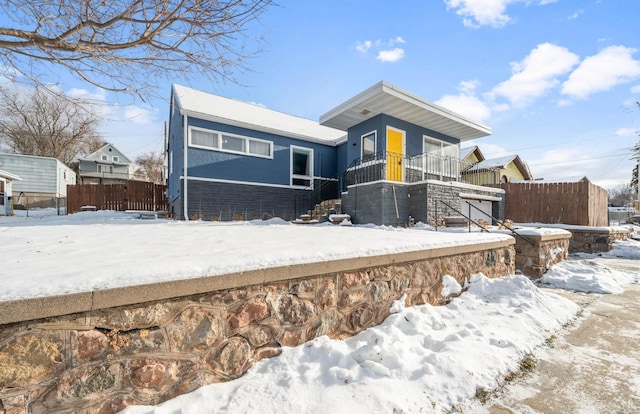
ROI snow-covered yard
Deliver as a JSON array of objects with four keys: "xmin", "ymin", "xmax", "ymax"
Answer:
[{"xmin": 1, "ymin": 210, "xmax": 639, "ymax": 413}]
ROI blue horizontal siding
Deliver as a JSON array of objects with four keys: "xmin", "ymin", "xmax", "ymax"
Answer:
[
  {"xmin": 339, "ymin": 114, "xmax": 461, "ymax": 172},
  {"xmin": 185, "ymin": 118, "xmax": 338, "ymax": 185}
]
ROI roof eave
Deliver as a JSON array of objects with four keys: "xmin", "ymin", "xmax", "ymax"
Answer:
[
  {"xmin": 0, "ymin": 170, "xmax": 21, "ymax": 181},
  {"xmin": 180, "ymin": 108, "xmax": 346, "ymax": 146},
  {"xmin": 320, "ymin": 81, "xmax": 491, "ymax": 141}
]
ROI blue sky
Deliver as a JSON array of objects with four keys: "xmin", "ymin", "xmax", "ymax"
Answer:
[{"xmin": 9, "ymin": 0, "xmax": 640, "ymax": 189}]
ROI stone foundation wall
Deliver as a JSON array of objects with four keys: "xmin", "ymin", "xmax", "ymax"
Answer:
[
  {"xmin": 0, "ymin": 244, "xmax": 514, "ymax": 414},
  {"xmin": 342, "ymin": 180, "xmax": 505, "ymax": 226},
  {"xmin": 513, "ymin": 232, "xmax": 571, "ymax": 278},
  {"xmin": 568, "ymin": 228, "xmax": 632, "ymax": 253}
]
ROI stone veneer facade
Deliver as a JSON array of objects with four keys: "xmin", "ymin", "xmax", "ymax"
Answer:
[
  {"xmin": 0, "ymin": 241, "xmax": 514, "ymax": 414},
  {"xmin": 566, "ymin": 227, "xmax": 632, "ymax": 253},
  {"xmin": 509, "ymin": 231, "xmax": 572, "ymax": 278},
  {"xmin": 341, "ymin": 180, "xmax": 504, "ymax": 226}
]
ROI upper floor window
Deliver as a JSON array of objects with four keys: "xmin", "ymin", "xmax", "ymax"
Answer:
[
  {"xmin": 189, "ymin": 127, "xmax": 273, "ymax": 159},
  {"xmin": 423, "ymin": 136, "xmax": 458, "ymax": 158},
  {"xmin": 113, "ymin": 156, "xmax": 119, "ymax": 162},
  {"xmin": 101, "ymin": 154, "xmax": 108, "ymax": 161},
  {"xmin": 361, "ymin": 131, "xmax": 376, "ymax": 161}
]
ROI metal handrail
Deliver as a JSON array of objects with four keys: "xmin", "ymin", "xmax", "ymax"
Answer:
[
  {"xmin": 435, "ymin": 199, "xmax": 490, "ymax": 233},
  {"xmin": 435, "ymin": 199, "xmax": 536, "ymax": 246},
  {"xmin": 461, "ymin": 200, "xmax": 536, "ymax": 246}
]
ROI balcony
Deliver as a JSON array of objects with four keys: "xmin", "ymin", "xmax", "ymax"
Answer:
[{"xmin": 343, "ymin": 151, "xmax": 484, "ymax": 189}]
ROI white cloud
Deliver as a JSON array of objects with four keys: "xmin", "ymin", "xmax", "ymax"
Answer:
[
  {"xmin": 567, "ymin": 9, "xmax": 583, "ymax": 20},
  {"xmin": 445, "ymin": 0, "xmax": 512, "ymax": 28},
  {"xmin": 486, "ymin": 43, "xmax": 579, "ymax": 108},
  {"xmin": 376, "ymin": 48, "xmax": 405, "ymax": 63},
  {"xmin": 444, "ymin": 0, "xmax": 557, "ymax": 28},
  {"xmin": 616, "ymin": 128, "xmax": 637, "ymax": 136},
  {"xmin": 562, "ymin": 46, "xmax": 640, "ymax": 99},
  {"xmin": 356, "ymin": 37, "xmax": 406, "ymax": 62},
  {"xmin": 123, "ymin": 105, "xmax": 157, "ymax": 125},
  {"xmin": 436, "ymin": 80, "xmax": 491, "ymax": 123},
  {"xmin": 356, "ymin": 40, "xmax": 372, "ymax": 53}
]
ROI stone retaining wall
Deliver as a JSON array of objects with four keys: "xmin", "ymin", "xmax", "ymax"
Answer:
[
  {"xmin": 567, "ymin": 227, "xmax": 632, "ymax": 253},
  {"xmin": 0, "ymin": 241, "xmax": 514, "ymax": 414},
  {"xmin": 510, "ymin": 231, "xmax": 572, "ymax": 278}
]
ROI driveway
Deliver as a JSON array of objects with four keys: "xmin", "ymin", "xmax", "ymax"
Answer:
[{"xmin": 487, "ymin": 256, "xmax": 640, "ymax": 414}]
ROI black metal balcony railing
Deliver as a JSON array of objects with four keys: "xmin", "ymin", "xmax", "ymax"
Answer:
[
  {"xmin": 343, "ymin": 151, "xmax": 482, "ymax": 190},
  {"xmin": 342, "ymin": 150, "xmax": 506, "ymax": 190}
]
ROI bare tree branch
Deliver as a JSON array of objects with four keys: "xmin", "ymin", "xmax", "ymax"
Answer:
[
  {"xmin": 135, "ymin": 150, "xmax": 164, "ymax": 183},
  {"xmin": 0, "ymin": 86, "xmax": 106, "ymax": 165},
  {"xmin": 0, "ymin": 0, "xmax": 274, "ymax": 98}
]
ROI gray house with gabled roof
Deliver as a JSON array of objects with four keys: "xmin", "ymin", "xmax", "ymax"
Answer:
[
  {"xmin": 167, "ymin": 81, "xmax": 505, "ymax": 225},
  {"xmin": 78, "ymin": 144, "xmax": 135, "ymax": 184}
]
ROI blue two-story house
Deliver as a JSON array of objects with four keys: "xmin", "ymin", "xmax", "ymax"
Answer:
[{"xmin": 167, "ymin": 81, "xmax": 505, "ymax": 224}]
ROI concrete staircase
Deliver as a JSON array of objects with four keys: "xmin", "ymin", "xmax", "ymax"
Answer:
[
  {"xmin": 310, "ymin": 198, "xmax": 342, "ymax": 219},
  {"xmin": 293, "ymin": 199, "xmax": 343, "ymax": 224}
]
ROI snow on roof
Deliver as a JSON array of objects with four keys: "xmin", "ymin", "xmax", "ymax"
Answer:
[
  {"xmin": 459, "ymin": 145, "xmax": 485, "ymax": 162},
  {"xmin": 466, "ymin": 155, "xmax": 517, "ymax": 170},
  {"xmin": 172, "ymin": 84, "xmax": 347, "ymax": 145}
]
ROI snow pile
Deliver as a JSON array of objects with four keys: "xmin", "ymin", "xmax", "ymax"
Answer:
[
  {"xmin": 540, "ymin": 238, "xmax": 640, "ymax": 293},
  {"xmin": 539, "ymin": 259, "xmax": 638, "ymax": 294},
  {"xmin": 121, "ymin": 274, "xmax": 578, "ymax": 414}
]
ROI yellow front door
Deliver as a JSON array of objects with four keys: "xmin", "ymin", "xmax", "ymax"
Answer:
[{"xmin": 386, "ymin": 127, "xmax": 404, "ymax": 181}]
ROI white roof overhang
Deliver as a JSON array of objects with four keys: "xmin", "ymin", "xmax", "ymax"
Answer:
[
  {"xmin": 0, "ymin": 169, "xmax": 21, "ymax": 181},
  {"xmin": 319, "ymin": 81, "xmax": 491, "ymax": 141},
  {"xmin": 173, "ymin": 84, "xmax": 347, "ymax": 146}
]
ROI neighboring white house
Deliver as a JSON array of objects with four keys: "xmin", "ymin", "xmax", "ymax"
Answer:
[
  {"xmin": 0, "ymin": 153, "xmax": 76, "ymax": 198},
  {"xmin": 0, "ymin": 169, "xmax": 21, "ymax": 215},
  {"xmin": 78, "ymin": 144, "xmax": 135, "ymax": 184}
]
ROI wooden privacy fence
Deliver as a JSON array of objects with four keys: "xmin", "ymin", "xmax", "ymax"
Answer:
[
  {"xmin": 498, "ymin": 181, "xmax": 608, "ymax": 227},
  {"xmin": 67, "ymin": 181, "xmax": 167, "ymax": 214}
]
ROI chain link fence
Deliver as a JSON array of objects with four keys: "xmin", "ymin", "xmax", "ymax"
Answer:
[{"xmin": 11, "ymin": 194, "xmax": 67, "ymax": 216}]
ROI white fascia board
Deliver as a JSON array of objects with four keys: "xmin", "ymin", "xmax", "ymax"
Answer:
[
  {"xmin": 180, "ymin": 108, "xmax": 346, "ymax": 146},
  {"xmin": 319, "ymin": 81, "xmax": 387, "ymax": 125},
  {"xmin": 383, "ymin": 83, "xmax": 491, "ymax": 136},
  {"xmin": 0, "ymin": 169, "xmax": 21, "ymax": 181},
  {"xmin": 459, "ymin": 192, "xmax": 502, "ymax": 202}
]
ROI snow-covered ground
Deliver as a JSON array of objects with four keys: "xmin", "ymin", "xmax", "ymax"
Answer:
[
  {"xmin": 0, "ymin": 209, "xmax": 512, "ymax": 302},
  {"xmin": 1, "ymin": 209, "xmax": 639, "ymax": 413}
]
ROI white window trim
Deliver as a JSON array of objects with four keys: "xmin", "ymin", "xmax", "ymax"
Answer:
[
  {"xmin": 290, "ymin": 145, "xmax": 314, "ymax": 189},
  {"xmin": 423, "ymin": 135, "xmax": 459, "ymax": 158},
  {"xmin": 188, "ymin": 126, "xmax": 273, "ymax": 159},
  {"xmin": 113, "ymin": 156, "xmax": 119, "ymax": 162},
  {"xmin": 423, "ymin": 135, "xmax": 460, "ymax": 179},
  {"xmin": 361, "ymin": 130, "xmax": 377, "ymax": 160},
  {"xmin": 101, "ymin": 154, "xmax": 108, "ymax": 161}
]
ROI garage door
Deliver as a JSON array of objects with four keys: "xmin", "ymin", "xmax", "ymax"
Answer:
[{"xmin": 460, "ymin": 198, "xmax": 493, "ymax": 222}]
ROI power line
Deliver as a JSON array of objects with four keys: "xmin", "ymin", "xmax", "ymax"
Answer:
[
  {"xmin": 528, "ymin": 151, "xmax": 634, "ymax": 167},
  {"xmin": 480, "ymin": 132, "xmax": 640, "ymax": 158}
]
